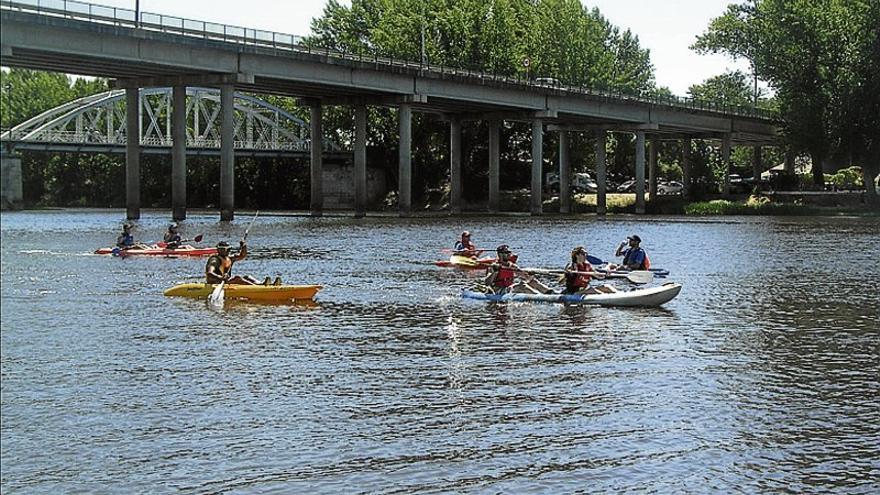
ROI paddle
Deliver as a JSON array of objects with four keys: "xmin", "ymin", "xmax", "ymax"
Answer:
[
  {"xmin": 441, "ymin": 248, "xmax": 488, "ymax": 255},
  {"xmin": 521, "ymin": 267, "xmax": 653, "ymax": 285},
  {"xmin": 157, "ymin": 234, "xmax": 203, "ymax": 248}
]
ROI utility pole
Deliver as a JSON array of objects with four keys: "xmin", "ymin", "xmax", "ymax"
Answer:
[{"xmin": 135, "ymin": 0, "xmax": 140, "ymax": 27}]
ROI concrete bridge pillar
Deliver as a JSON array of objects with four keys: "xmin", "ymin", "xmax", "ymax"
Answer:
[
  {"xmin": 488, "ymin": 120, "xmax": 501, "ymax": 213},
  {"xmin": 682, "ymin": 138, "xmax": 692, "ymax": 200},
  {"xmin": 752, "ymin": 145, "xmax": 763, "ymax": 182},
  {"xmin": 0, "ymin": 150, "xmax": 24, "ymax": 210},
  {"xmin": 354, "ymin": 105, "xmax": 367, "ymax": 218},
  {"xmin": 531, "ymin": 120, "xmax": 544, "ymax": 215},
  {"xmin": 558, "ymin": 130, "xmax": 571, "ymax": 214},
  {"xmin": 219, "ymin": 83, "xmax": 235, "ymax": 221},
  {"xmin": 784, "ymin": 150, "xmax": 795, "ymax": 174},
  {"xmin": 635, "ymin": 131, "xmax": 646, "ymax": 214},
  {"xmin": 449, "ymin": 116, "xmax": 462, "ymax": 214},
  {"xmin": 595, "ymin": 130, "xmax": 607, "ymax": 216},
  {"xmin": 398, "ymin": 103, "xmax": 412, "ymax": 216},
  {"xmin": 721, "ymin": 134, "xmax": 732, "ymax": 196},
  {"xmin": 125, "ymin": 87, "xmax": 141, "ymax": 220},
  {"xmin": 171, "ymin": 85, "xmax": 187, "ymax": 221},
  {"xmin": 310, "ymin": 102, "xmax": 324, "ymax": 217},
  {"xmin": 648, "ymin": 137, "xmax": 658, "ymax": 201}
]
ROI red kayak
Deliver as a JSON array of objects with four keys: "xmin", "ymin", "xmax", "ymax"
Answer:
[{"xmin": 95, "ymin": 244, "xmax": 218, "ymax": 257}]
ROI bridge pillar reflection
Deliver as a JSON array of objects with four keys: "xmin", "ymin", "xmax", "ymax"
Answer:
[
  {"xmin": 648, "ymin": 137, "xmax": 658, "ymax": 201},
  {"xmin": 595, "ymin": 130, "xmax": 607, "ymax": 216},
  {"xmin": 449, "ymin": 116, "xmax": 462, "ymax": 214},
  {"xmin": 310, "ymin": 102, "xmax": 323, "ymax": 217},
  {"xmin": 531, "ymin": 120, "xmax": 544, "ymax": 215},
  {"xmin": 558, "ymin": 130, "xmax": 571, "ymax": 214},
  {"xmin": 354, "ymin": 105, "xmax": 367, "ymax": 218},
  {"xmin": 125, "ymin": 87, "xmax": 140, "ymax": 220},
  {"xmin": 488, "ymin": 120, "xmax": 501, "ymax": 213},
  {"xmin": 219, "ymin": 83, "xmax": 235, "ymax": 221},
  {"xmin": 635, "ymin": 130, "xmax": 646, "ymax": 214},
  {"xmin": 398, "ymin": 104, "xmax": 412, "ymax": 216},
  {"xmin": 171, "ymin": 85, "xmax": 187, "ymax": 221}
]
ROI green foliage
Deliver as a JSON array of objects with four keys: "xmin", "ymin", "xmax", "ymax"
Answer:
[
  {"xmin": 684, "ymin": 198, "xmax": 812, "ymax": 215},
  {"xmin": 824, "ymin": 166, "xmax": 864, "ymax": 190},
  {"xmin": 687, "ymin": 71, "xmax": 755, "ymax": 108},
  {"xmin": 1, "ymin": 68, "xmax": 107, "ymax": 129}
]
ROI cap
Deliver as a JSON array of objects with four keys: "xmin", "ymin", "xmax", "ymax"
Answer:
[
  {"xmin": 627, "ymin": 235, "xmax": 642, "ymax": 243},
  {"xmin": 123, "ymin": 223, "xmax": 133, "ymax": 230},
  {"xmin": 462, "ymin": 230, "xmax": 471, "ymax": 237},
  {"xmin": 496, "ymin": 244, "xmax": 511, "ymax": 253},
  {"xmin": 169, "ymin": 223, "xmax": 179, "ymax": 230},
  {"xmin": 216, "ymin": 241, "xmax": 231, "ymax": 249}
]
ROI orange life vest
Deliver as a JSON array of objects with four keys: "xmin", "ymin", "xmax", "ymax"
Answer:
[
  {"xmin": 573, "ymin": 261, "xmax": 592, "ymax": 288},
  {"xmin": 494, "ymin": 263, "xmax": 515, "ymax": 288}
]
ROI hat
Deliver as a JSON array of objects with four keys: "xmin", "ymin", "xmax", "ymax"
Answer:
[
  {"xmin": 461, "ymin": 231, "xmax": 471, "ymax": 237},
  {"xmin": 496, "ymin": 244, "xmax": 511, "ymax": 253},
  {"xmin": 216, "ymin": 241, "xmax": 231, "ymax": 249},
  {"xmin": 627, "ymin": 235, "xmax": 642, "ymax": 243},
  {"xmin": 123, "ymin": 223, "xmax": 132, "ymax": 230},
  {"xmin": 169, "ymin": 223, "xmax": 179, "ymax": 230}
]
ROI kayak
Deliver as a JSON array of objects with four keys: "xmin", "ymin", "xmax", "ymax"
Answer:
[
  {"xmin": 434, "ymin": 255, "xmax": 495, "ymax": 269},
  {"xmin": 461, "ymin": 282, "xmax": 681, "ymax": 307},
  {"xmin": 164, "ymin": 283, "xmax": 321, "ymax": 302},
  {"xmin": 95, "ymin": 245, "xmax": 217, "ymax": 257}
]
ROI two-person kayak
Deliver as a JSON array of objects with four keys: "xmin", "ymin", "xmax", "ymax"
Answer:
[
  {"xmin": 461, "ymin": 282, "xmax": 682, "ymax": 307},
  {"xmin": 164, "ymin": 283, "xmax": 321, "ymax": 302},
  {"xmin": 95, "ymin": 245, "xmax": 217, "ymax": 257}
]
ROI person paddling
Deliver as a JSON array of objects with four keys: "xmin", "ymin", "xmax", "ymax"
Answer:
[
  {"xmin": 613, "ymin": 234, "xmax": 650, "ymax": 271},
  {"xmin": 453, "ymin": 231, "xmax": 477, "ymax": 257},
  {"xmin": 484, "ymin": 245, "xmax": 551, "ymax": 295},
  {"xmin": 115, "ymin": 223, "xmax": 148, "ymax": 250},
  {"xmin": 163, "ymin": 223, "xmax": 182, "ymax": 249},
  {"xmin": 562, "ymin": 246, "xmax": 615, "ymax": 295},
  {"xmin": 205, "ymin": 240, "xmax": 276, "ymax": 286}
]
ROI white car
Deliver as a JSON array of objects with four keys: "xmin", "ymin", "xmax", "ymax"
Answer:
[
  {"xmin": 545, "ymin": 172, "xmax": 598, "ymax": 193},
  {"xmin": 657, "ymin": 181, "xmax": 684, "ymax": 194}
]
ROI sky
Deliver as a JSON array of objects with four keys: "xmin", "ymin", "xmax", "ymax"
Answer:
[{"xmin": 92, "ymin": 0, "xmax": 749, "ymax": 96}]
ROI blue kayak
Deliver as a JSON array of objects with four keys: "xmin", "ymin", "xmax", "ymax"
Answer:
[
  {"xmin": 594, "ymin": 264, "xmax": 670, "ymax": 277},
  {"xmin": 462, "ymin": 283, "xmax": 682, "ymax": 307}
]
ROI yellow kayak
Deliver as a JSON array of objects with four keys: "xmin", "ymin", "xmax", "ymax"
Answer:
[{"xmin": 164, "ymin": 283, "xmax": 321, "ymax": 302}]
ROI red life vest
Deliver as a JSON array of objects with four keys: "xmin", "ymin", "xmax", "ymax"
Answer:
[
  {"xmin": 573, "ymin": 261, "xmax": 592, "ymax": 288},
  {"xmin": 494, "ymin": 263, "xmax": 515, "ymax": 288}
]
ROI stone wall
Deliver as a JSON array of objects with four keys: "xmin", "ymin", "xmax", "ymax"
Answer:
[
  {"xmin": 322, "ymin": 163, "xmax": 387, "ymax": 210},
  {"xmin": 1, "ymin": 152, "xmax": 24, "ymax": 210}
]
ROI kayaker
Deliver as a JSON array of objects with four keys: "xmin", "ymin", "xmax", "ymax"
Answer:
[
  {"xmin": 484, "ymin": 245, "xmax": 551, "ymax": 295},
  {"xmin": 163, "ymin": 223, "xmax": 182, "ymax": 249},
  {"xmin": 562, "ymin": 246, "xmax": 615, "ymax": 295},
  {"xmin": 614, "ymin": 234, "xmax": 650, "ymax": 271},
  {"xmin": 453, "ymin": 231, "xmax": 477, "ymax": 257},
  {"xmin": 116, "ymin": 223, "xmax": 135, "ymax": 249},
  {"xmin": 205, "ymin": 240, "xmax": 277, "ymax": 285}
]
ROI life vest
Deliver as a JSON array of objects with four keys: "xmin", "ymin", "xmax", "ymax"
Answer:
[
  {"xmin": 206, "ymin": 255, "xmax": 233, "ymax": 282},
  {"xmin": 572, "ymin": 261, "xmax": 592, "ymax": 288},
  {"xmin": 623, "ymin": 247, "xmax": 649, "ymax": 270},
  {"xmin": 493, "ymin": 263, "xmax": 515, "ymax": 288},
  {"xmin": 118, "ymin": 233, "xmax": 134, "ymax": 247}
]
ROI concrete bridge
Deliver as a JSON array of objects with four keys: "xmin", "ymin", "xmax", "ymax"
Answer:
[{"xmin": 0, "ymin": 0, "xmax": 779, "ymax": 219}]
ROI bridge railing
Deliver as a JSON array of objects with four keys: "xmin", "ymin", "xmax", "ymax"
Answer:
[{"xmin": 1, "ymin": 0, "xmax": 776, "ymax": 120}]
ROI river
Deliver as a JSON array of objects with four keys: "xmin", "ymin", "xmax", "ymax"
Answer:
[{"xmin": 1, "ymin": 210, "xmax": 878, "ymax": 493}]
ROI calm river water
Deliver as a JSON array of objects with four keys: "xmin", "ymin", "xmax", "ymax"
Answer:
[{"xmin": 1, "ymin": 210, "xmax": 878, "ymax": 494}]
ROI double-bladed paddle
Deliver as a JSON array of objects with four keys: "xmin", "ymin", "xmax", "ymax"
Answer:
[{"xmin": 521, "ymin": 267, "xmax": 654, "ymax": 285}]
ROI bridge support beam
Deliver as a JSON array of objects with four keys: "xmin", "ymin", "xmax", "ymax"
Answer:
[
  {"xmin": 125, "ymin": 87, "xmax": 140, "ymax": 220},
  {"xmin": 559, "ymin": 130, "xmax": 571, "ymax": 214},
  {"xmin": 310, "ymin": 102, "xmax": 323, "ymax": 217},
  {"xmin": 531, "ymin": 120, "xmax": 543, "ymax": 215},
  {"xmin": 398, "ymin": 104, "xmax": 412, "ymax": 216},
  {"xmin": 449, "ymin": 116, "xmax": 462, "ymax": 214},
  {"xmin": 635, "ymin": 131, "xmax": 646, "ymax": 214},
  {"xmin": 220, "ymin": 83, "xmax": 235, "ymax": 220},
  {"xmin": 595, "ymin": 130, "xmax": 607, "ymax": 216},
  {"xmin": 488, "ymin": 120, "xmax": 500, "ymax": 213},
  {"xmin": 354, "ymin": 105, "xmax": 367, "ymax": 218},
  {"xmin": 721, "ymin": 133, "xmax": 732, "ymax": 197},
  {"xmin": 171, "ymin": 85, "xmax": 186, "ymax": 221},
  {"xmin": 0, "ymin": 151, "xmax": 24, "ymax": 210},
  {"xmin": 682, "ymin": 138, "xmax": 693, "ymax": 201},
  {"xmin": 648, "ymin": 137, "xmax": 658, "ymax": 201},
  {"xmin": 752, "ymin": 145, "xmax": 763, "ymax": 182}
]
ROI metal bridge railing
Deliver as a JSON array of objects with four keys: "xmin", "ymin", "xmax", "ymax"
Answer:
[{"xmin": 0, "ymin": 0, "xmax": 777, "ymax": 120}]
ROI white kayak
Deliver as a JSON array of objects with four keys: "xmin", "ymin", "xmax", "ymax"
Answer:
[{"xmin": 461, "ymin": 282, "xmax": 682, "ymax": 307}]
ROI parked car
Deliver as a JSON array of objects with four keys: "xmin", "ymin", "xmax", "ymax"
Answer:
[
  {"xmin": 535, "ymin": 77, "xmax": 560, "ymax": 87},
  {"xmin": 728, "ymin": 174, "xmax": 750, "ymax": 194},
  {"xmin": 657, "ymin": 180, "xmax": 684, "ymax": 195},
  {"xmin": 616, "ymin": 179, "xmax": 637, "ymax": 192},
  {"xmin": 545, "ymin": 172, "xmax": 598, "ymax": 193}
]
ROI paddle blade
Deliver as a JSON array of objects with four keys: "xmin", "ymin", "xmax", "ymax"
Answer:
[
  {"xmin": 587, "ymin": 255, "xmax": 604, "ymax": 265},
  {"xmin": 193, "ymin": 234, "xmax": 203, "ymax": 243},
  {"xmin": 208, "ymin": 282, "xmax": 225, "ymax": 307},
  {"xmin": 625, "ymin": 271, "xmax": 654, "ymax": 285},
  {"xmin": 156, "ymin": 241, "xmax": 167, "ymax": 248}
]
